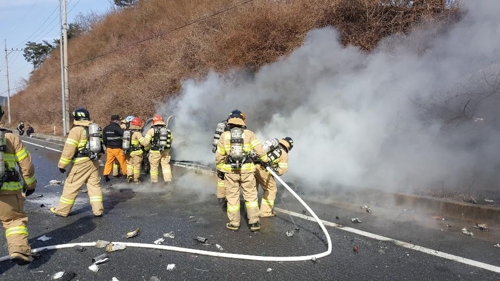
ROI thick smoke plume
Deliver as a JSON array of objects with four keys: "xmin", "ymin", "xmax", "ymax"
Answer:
[{"xmin": 158, "ymin": 0, "xmax": 500, "ymax": 195}]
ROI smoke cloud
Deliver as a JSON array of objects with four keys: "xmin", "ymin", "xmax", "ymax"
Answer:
[{"xmin": 157, "ymin": 0, "xmax": 500, "ymax": 195}]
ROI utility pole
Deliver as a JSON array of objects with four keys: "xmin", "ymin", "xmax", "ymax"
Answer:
[
  {"xmin": 60, "ymin": 0, "xmax": 70, "ymax": 135},
  {"xmin": 4, "ymin": 41, "xmax": 25, "ymax": 126}
]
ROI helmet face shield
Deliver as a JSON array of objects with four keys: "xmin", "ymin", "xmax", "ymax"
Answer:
[{"xmin": 72, "ymin": 108, "xmax": 90, "ymax": 121}]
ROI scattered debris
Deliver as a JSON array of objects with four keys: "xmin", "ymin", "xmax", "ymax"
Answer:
[
  {"xmin": 494, "ymin": 244, "xmax": 500, "ymax": 248},
  {"xmin": 335, "ymin": 216, "xmax": 339, "ymax": 220},
  {"xmin": 106, "ymin": 243, "xmax": 127, "ymax": 252},
  {"xmin": 474, "ymin": 223, "xmax": 489, "ymax": 231},
  {"xmin": 311, "ymin": 257, "xmax": 317, "ymax": 262},
  {"xmin": 351, "ymin": 218, "xmax": 362, "ymax": 223},
  {"xmin": 126, "ymin": 228, "xmax": 141, "ymax": 238},
  {"xmin": 163, "ymin": 231, "xmax": 175, "ymax": 239},
  {"xmin": 88, "ymin": 264, "xmax": 99, "ymax": 273},
  {"xmin": 95, "ymin": 240, "xmax": 110, "ymax": 248},
  {"xmin": 40, "ymin": 204, "xmax": 45, "ymax": 207},
  {"xmin": 353, "ymin": 245, "xmax": 359, "ymax": 252},
  {"xmin": 112, "ymin": 278, "xmax": 119, "ymax": 281},
  {"xmin": 195, "ymin": 236, "xmax": 208, "ymax": 243},
  {"xmin": 33, "ymin": 194, "xmax": 44, "ymax": 198},
  {"xmin": 92, "ymin": 254, "xmax": 109, "ymax": 264},
  {"xmin": 74, "ymin": 246, "xmax": 86, "ymax": 252},
  {"xmin": 474, "ymin": 117, "xmax": 484, "ymax": 122},
  {"xmin": 52, "ymin": 271, "xmax": 76, "ymax": 280},
  {"xmin": 37, "ymin": 235, "xmax": 52, "ymax": 242},
  {"xmin": 446, "ymin": 224, "xmax": 452, "ymax": 228},
  {"xmin": 266, "ymin": 268, "xmax": 273, "ymax": 273},
  {"xmin": 154, "ymin": 238, "xmax": 165, "ymax": 245},
  {"xmin": 485, "ymin": 199, "xmax": 494, "ymax": 203},
  {"xmin": 468, "ymin": 198, "xmax": 477, "ymax": 204},
  {"xmin": 462, "ymin": 228, "xmax": 474, "ymax": 236},
  {"xmin": 49, "ymin": 180, "xmax": 62, "ymax": 186},
  {"xmin": 216, "ymin": 244, "xmax": 223, "ymax": 251},
  {"xmin": 286, "ymin": 230, "xmax": 294, "ymax": 237},
  {"xmin": 360, "ymin": 205, "xmax": 372, "ymax": 213},
  {"xmin": 167, "ymin": 264, "xmax": 176, "ymax": 271},
  {"xmin": 189, "ymin": 216, "xmax": 195, "ymax": 219}
]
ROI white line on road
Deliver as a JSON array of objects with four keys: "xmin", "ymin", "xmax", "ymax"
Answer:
[
  {"xmin": 23, "ymin": 140, "xmax": 63, "ymax": 153},
  {"xmin": 274, "ymin": 207, "xmax": 500, "ymax": 274}
]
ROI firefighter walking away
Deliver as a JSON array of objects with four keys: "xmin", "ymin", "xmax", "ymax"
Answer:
[
  {"xmin": 144, "ymin": 114, "xmax": 173, "ymax": 184},
  {"xmin": 123, "ymin": 117, "xmax": 148, "ymax": 183},
  {"xmin": 215, "ymin": 111, "xmax": 268, "ymax": 232},
  {"xmin": 0, "ymin": 106, "xmax": 37, "ymax": 265}
]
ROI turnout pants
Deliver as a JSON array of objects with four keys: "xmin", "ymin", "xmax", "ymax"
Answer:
[
  {"xmin": 126, "ymin": 152, "xmax": 143, "ymax": 182},
  {"xmin": 149, "ymin": 150, "xmax": 172, "ymax": 183},
  {"xmin": 0, "ymin": 192, "xmax": 31, "ymax": 257},
  {"xmin": 216, "ymin": 177, "xmax": 225, "ymax": 199},
  {"xmin": 255, "ymin": 165, "xmax": 277, "ymax": 217},
  {"xmin": 225, "ymin": 172, "xmax": 259, "ymax": 227},
  {"xmin": 112, "ymin": 160, "xmax": 121, "ymax": 176},
  {"xmin": 104, "ymin": 147, "xmax": 127, "ymax": 176},
  {"xmin": 53, "ymin": 160, "xmax": 104, "ymax": 216}
]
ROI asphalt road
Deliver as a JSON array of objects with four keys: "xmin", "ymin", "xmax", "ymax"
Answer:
[{"xmin": 0, "ymin": 136, "xmax": 498, "ymax": 280}]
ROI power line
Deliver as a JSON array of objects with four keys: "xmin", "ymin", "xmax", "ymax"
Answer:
[
  {"xmin": 6, "ymin": 0, "xmax": 42, "ymax": 39},
  {"xmin": 15, "ymin": 4, "xmax": 60, "ymax": 48}
]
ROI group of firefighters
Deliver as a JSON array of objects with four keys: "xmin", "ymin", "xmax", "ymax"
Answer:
[{"xmin": 0, "ymin": 106, "xmax": 293, "ymax": 266}]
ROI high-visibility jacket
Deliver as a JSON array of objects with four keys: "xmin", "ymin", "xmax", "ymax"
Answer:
[
  {"xmin": 129, "ymin": 131, "xmax": 148, "ymax": 156},
  {"xmin": 267, "ymin": 148, "xmax": 289, "ymax": 176},
  {"xmin": 0, "ymin": 130, "xmax": 36, "ymax": 194},
  {"xmin": 215, "ymin": 128, "xmax": 268, "ymax": 173},
  {"xmin": 58, "ymin": 120, "xmax": 95, "ymax": 168},
  {"xmin": 143, "ymin": 126, "xmax": 173, "ymax": 151}
]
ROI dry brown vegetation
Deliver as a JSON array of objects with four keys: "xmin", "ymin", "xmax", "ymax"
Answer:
[{"xmin": 10, "ymin": 0, "xmax": 459, "ymax": 134}]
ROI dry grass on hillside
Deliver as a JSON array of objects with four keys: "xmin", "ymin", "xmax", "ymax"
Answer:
[{"xmin": 10, "ymin": 0, "xmax": 459, "ymax": 134}]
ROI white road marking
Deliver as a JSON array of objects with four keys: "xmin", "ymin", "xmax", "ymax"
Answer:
[
  {"xmin": 23, "ymin": 140, "xmax": 63, "ymax": 153},
  {"xmin": 274, "ymin": 207, "xmax": 500, "ymax": 274}
]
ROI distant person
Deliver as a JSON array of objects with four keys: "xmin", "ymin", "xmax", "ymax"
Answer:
[
  {"xmin": 26, "ymin": 125, "xmax": 34, "ymax": 137},
  {"xmin": 17, "ymin": 122, "xmax": 24, "ymax": 136}
]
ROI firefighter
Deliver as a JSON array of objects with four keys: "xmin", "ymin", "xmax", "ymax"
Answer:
[
  {"xmin": 0, "ymin": 106, "xmax": 37, "ymax": 265},
  {"xmin": 143, "ymin": 114, "xmax": 173, "ymax": 184},
  {"xmin": 255, "ymin": 137, "xmax": 293, "ymax": 217},
  {"xmin": 50, "ymin": 108, "xmax": 104, "ymax": 217},
  {"xmin": 123, "ymin": 117, "xmax": 148, "ymax": 183},
  {"xmin": 212, "ymin": 109, "xmax": 247, "ymax": 203},
  {"xmin": 215, "ymin": 115, "xmax": 268, "ymax": 232},
  {"xmin": 102, "ymin": 115, "xmax": 127, "ymax": 182}
]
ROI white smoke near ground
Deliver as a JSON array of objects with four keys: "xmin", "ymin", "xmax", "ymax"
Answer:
[{"xmin": 157, "ymin": 0, "xmax": 500, "ymax": 195}]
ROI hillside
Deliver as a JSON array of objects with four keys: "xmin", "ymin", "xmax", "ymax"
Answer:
[{"xmin": 11, "ymin": 0, "xmax": 457, "ymax": 133}]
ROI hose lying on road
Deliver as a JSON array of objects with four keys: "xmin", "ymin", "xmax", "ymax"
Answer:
[{"xmin": 0, "ymin": 167, "xmax": 332, "ymax": 263}]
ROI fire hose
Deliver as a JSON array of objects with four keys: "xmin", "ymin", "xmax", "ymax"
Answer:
[{"xmin": 0, "ymin": 167, "xmax": 332, "ymax": 263}]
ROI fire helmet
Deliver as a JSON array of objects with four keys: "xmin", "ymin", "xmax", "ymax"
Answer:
[
  {"xmin": 228, "ymin": 109, "xmax": 246, "ymax": 121},
  {"xmin": 279, "ymin": 137, "xmax": 294, "ymax": 152},
  {"xmin": 125, "ymin": 115, "xmax": 135, "ymax": 122},
  {"xmin": 72, "ymin": 108, "xmax": 90, "ymax": 121},
  {"xmin": 152, "ymin": 114, "xmax": 165, "ymax": 125},
  {"xmin": 131, "ymin": 117, "xmax": 143, "ymax": 127}
]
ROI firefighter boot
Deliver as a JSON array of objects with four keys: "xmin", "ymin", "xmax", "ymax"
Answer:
[
  {"xmin": 249, "ymin": 222, "xmax": 261, "ymax": 232},
  {"xmin": 10, "ymin": 252, "xmax": 31, "ymax": 266},
  {"xmin": 127, "ymin": 176, "xmax": 133, "ymax": 183},
  {"xmin": 226, "ymin": 223, "xmax": 240, "ymax": 231}
]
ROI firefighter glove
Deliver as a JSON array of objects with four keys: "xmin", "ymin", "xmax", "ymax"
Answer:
[
  {"xmin": 25, "ymin": 189, "xmax": 35, "ymax": 197},
  {"xmin": 59, "ymin": 168, "xmax": 66, "ymax": 174},
  {"xmin": 212, "ymin": 147, "xmax": 217, "ymax": 153},
  {"xmin": 217, "ymin": 171, "xmax": 225, "ymax": 180}
]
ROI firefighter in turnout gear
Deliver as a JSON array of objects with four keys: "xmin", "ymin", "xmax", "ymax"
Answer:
[
  {"xmin": 255, "ymin": 137, "xmax": 293, "ymax": 217},
  {"xmin": 50, "ymin": 108, "xmax": 104, "ymax": 217},
  {"xmin": 113, "ymin": 116, "xmax": 134, "ymax": 177},
  {"xmin": 215, "ymin": 115, "xmax": 268, "ymax": 232},
  {"xmin": 212, "ymin": 110, "xmax": 246, "ymax": 203},
  {"xmin": 0, "ymin": 106, "xmax": 37, "ymax": 265},
  {"xmin": 123, "ymin": 117, "xmax": 148, "ymax": 183},
  {"xmin": 144, "ymin": 114, "xmax": 173, "ymax": 183},
  {"xmin": 102, "ymin": 115, "xmax": 127, "ymax": 182}
]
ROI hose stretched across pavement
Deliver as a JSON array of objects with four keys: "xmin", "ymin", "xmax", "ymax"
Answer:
[{"xmin": 0, "ymin": 167, "xmax": 332, "ymax": 263}]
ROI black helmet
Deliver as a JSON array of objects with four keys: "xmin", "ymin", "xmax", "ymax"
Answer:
[
  {"xmin": 279, "ymin": 137, "xmax": 294, "ymax": 152},
  {"xmin": 72, "ymin": 108, "xmax": 90, "ymax": 121},
  {"xmin": 228, "ymin": 109, "xmax": 246, "ymax": 121}
]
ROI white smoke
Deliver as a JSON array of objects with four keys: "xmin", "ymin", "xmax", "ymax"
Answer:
[{"xmin": 158, "ymin": 0, "xmax": 500, "ymax": 194}]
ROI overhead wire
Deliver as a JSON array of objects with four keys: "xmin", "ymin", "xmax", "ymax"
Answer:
[
  {"xmin": 6, "ymin": 0, "xmax": 41, "ymax": 39},
  {"xmin": 14, "ymin": 3, "xmax": 60, "ymax": 48}
]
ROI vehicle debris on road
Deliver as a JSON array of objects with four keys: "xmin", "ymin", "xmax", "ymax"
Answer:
[
  {"xmin": 88, "ymin": 264, "xmax": 99, "ymax": 273},
  {"xmin": 92, "ymin": 253, "xmax": 109, "ymax": 264},
  {"xmin": 494, "ymin": 244, "xmax": 500, "ymax": 248},
  {"xmin": 485, "ymin": 199, "xmax": 494, "ymax": 203},
  {"xmin": 112, "ymin": 277, "xmax": 119, "ymax": 281},
  {"xmin": 266, "ymin": 268, "xmax": 273, "ymax": 273},
  {"xmin": 74, "ymin": 246, "xmax": 86, "ymax": 252},
  {"xmin": 360, "ymin": 205, "xmax": 372, "ymax": 213},
  {"xmin": 49, "ymin": 180, "xmax": 62, "ymax": 186},
  {"xmin": 286, "ymin": 230, "xmax": 294, "ymax": 237},
  {"xmin": 462, "ymin": 228, "xmax": 474, "ymax": 236},
  {"xmin": 37, "ymin": 235, "xmax": 52, "ymax": 242},
  {"xmin": 351, "ymin": 218, "xmax": 362, "ymax": 223},
  {"xmin": 195, "ymin": 236, "xmax": 208, "ymax": 243},
  {"xmin": 163, "ymin": 231, "xmax": 175, "ymax": 239},
  {"xmin": 167, "ymin": 264, "xmax": 176, "ymax": 271},
  {"xmin": 126, "ymin": 228, "xmax": 141, "ymax": 238},
  {"xmin": 106, "ymin": 243, "xmax": 127, "ymax": 252},
  {"xmin": 216, "ymin": 244, "xmax": 224, "ymax": 251},
  {"xmin": 353, "ymin": 246, "xmax": 359, "ymax": 252},
  {"xmin": 473, "ymin": 223, "xmax": 488, "ymax": 231},
  {"xmin": 154, "ymin": 238, "xmax": 165, "ymax": 245},
  {"xmin": 52, "ymin": 271, "xmax": 76, "ymax": 280},
  {"xmin": 95, "ymin": 240, "xmax": 110, "ymax": 248}
]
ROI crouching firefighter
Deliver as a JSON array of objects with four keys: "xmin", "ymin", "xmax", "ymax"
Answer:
[
  {"xmin": 51, "ymin": 108, "xmax": 105, "ymax": 217},
  {"xmin": 255, "ymin": 137, "xmax": 293, "ymax": 217},
  {"xmin": 0, "ymin": 106, "xmax": 37, "ymax": 265},
  {"xmin": 215, "ymin": 116, "xmax": 268, "ymax": 232},
  {"xmin": 144, "ymin": 114, "xmax": 173, "ymax": 184},
  {"xmin": 122, "ymin": 117, "xmax": 148, "ymax": 183},
  {"xmin": 212, "ymin": 109, "xmax": 247, "ymax": 203}
]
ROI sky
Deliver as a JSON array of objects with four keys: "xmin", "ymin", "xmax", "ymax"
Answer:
[
  {"xmin": 0, "ymin": 0, "xmax": 114, "ymax": 98},
  {"xmin": 155, "ymin": 0, "xmax": 500, "ymax": 195}
]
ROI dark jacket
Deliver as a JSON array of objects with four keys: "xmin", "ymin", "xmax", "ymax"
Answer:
[{"xmin": 102, "ymin": 121, "xmax": 124, "ymax": 148}]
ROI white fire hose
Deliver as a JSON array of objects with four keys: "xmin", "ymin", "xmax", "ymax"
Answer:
[{"xmin": 0, "ymin": 167, "xmax": 332, "ymax": 263}]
